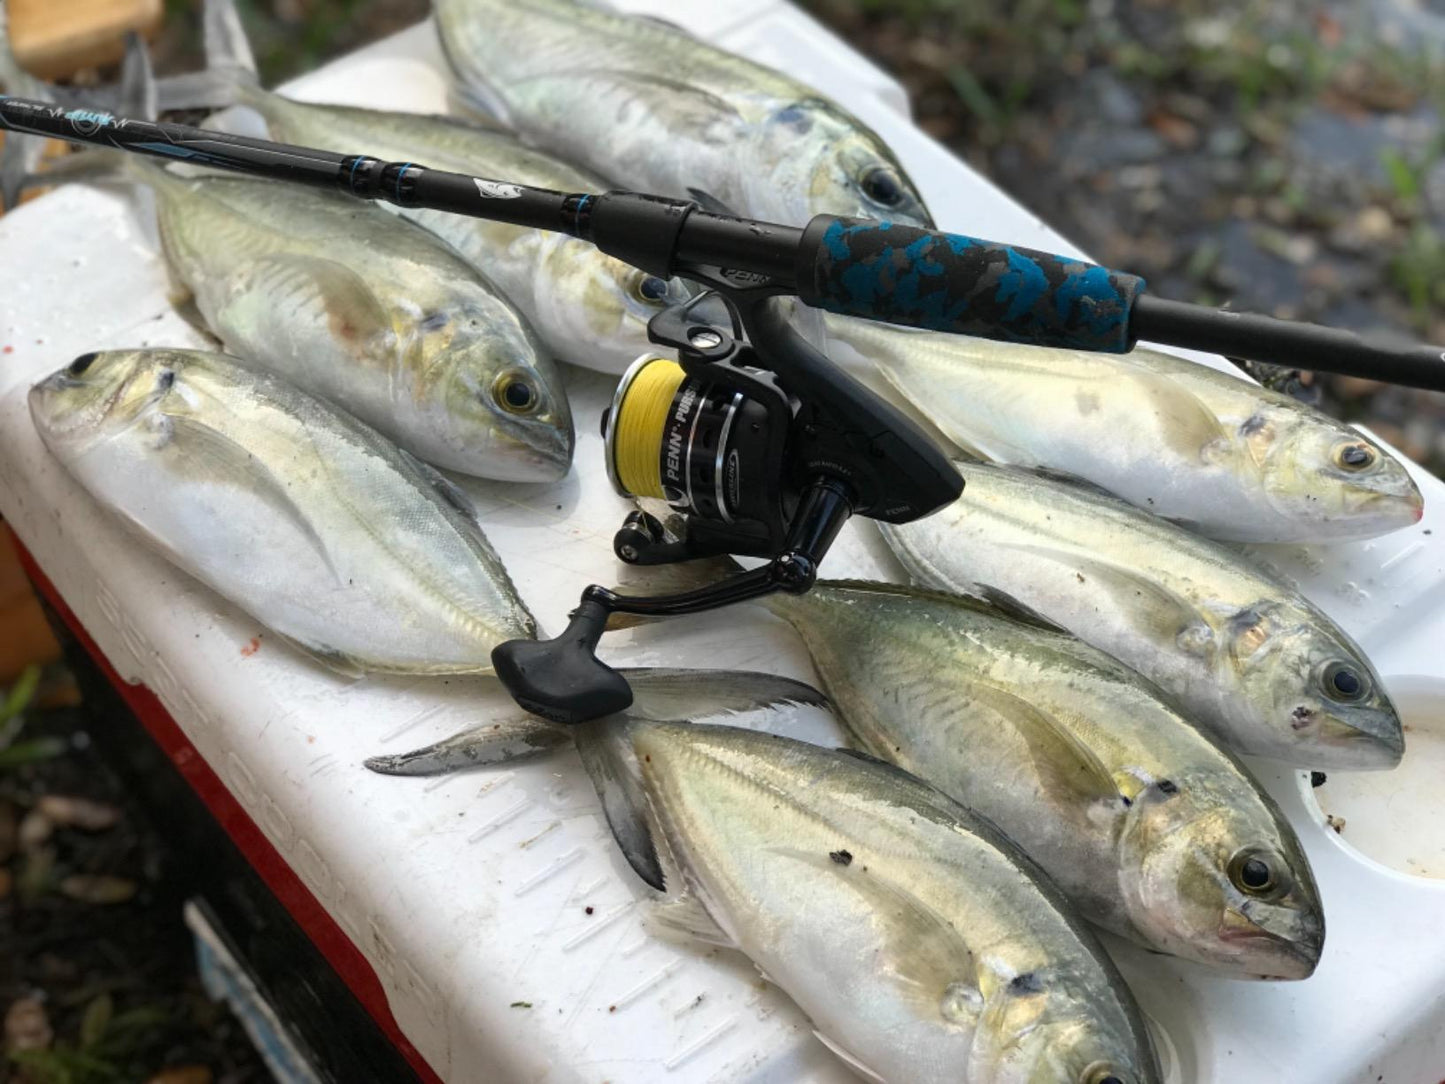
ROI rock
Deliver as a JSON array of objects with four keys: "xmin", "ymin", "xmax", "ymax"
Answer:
[
  {"xmin": 36, "ymin": 795, "xmax": 121, "ymax": 832},
  {"xmin": 59, "ymin": 875, "xmax": 138, "ymax": 905},
  {"xmin": 3, "ymin": 997, "xmax": 52, "ymax": 1053},
  {"xmin": 1327, "ymin": 206, "xmax": 1396, "ymax": 253},
  {"xmin": 1081, "ymin": 69, "xmax": 1144, "ymax": 126},
  {"xmin": 1207, "ymin": 126, "xmax": 1249, "ymax": 158}
]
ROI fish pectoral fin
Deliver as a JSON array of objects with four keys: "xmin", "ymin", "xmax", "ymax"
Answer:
[
  {"xmin": 574, "ymin": 718, "xmax": 668, "ymax": 892},
  {"xmin": 812, "ymin": 1031, "xmax": 887, "ymax": 1084},
  {"xmin": 1021, "ymin": 545, "xmax": 1209, "ymax": 648},
  {"xmin": 1130, "ymin": 367, "xmax": 1234, "ymax": 462},
  {"xmin": 964, "ymin": 681, "xmax": 1122, "ymax": 808},
  {"xmin": 398, "ymin": 447, "xmax": 479, "ymax": 519},
  {"xmin": 364, "ymin": 716, "xmax": 570, "ymax": 777},
  {"xmin": 646, "ymin": 890, "xmax": 735, "ymax": 948},
  {"xmin": 165, "ymin": 415, "xmax": 343, "ymax": 584},
  {"xmin": 223, "ymin": 252, "xmax": 395, "ymax": 359},
  {"xmin": 778, "ymin": 847, "xmax": 982, "ymax": 1025},
  {"xmin": 620, "ymin": 668, "xmax": 828, "ymax": 721}
]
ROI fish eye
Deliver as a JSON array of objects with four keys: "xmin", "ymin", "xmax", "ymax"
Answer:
[
  {"xmin": 1082, "ymin": 1063, "xmax": 1129, "ymax": 1084},
  {"xmin": 1320, "ymin": 661, "xmax": 1370, "ymax": 702},
  {"xmin": 68, "ymin": 352, "xmax": 98, "ymax": 376},
  {"xmin": 860, "ymin": 165, "xmax": 905, "ymax": 208},
  {"xmin": 1332, "ymin": 441, "xmax": 1377, "ymax": 471},
  {"xmin": 1229, "ymin": 849, "xmax": 1280, "ymax": 896},
  {"xmin": 631, "ymin": 272, "xmax": 671, "ymax": 305},
  {"xmin": 493, "ymin": 371, "xmax": 539, "ymax": 415}
]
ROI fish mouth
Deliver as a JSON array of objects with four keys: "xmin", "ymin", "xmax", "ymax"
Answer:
[
  {"xmin": 490, "ymin": 415, "xmax": 575, "ymax": 483},
  {"xmin": 1220, "ymin": 910, "xmax": 1324, "ymax": 979},
  {"xmin": 1310, "ymin": 713, "xmax": 1405, "ymax": 770}
]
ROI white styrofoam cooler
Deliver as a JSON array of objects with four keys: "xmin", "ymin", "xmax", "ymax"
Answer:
[{"xmin": 2, "ymin": 5, "xmax": 1444, "ymax": 1082}]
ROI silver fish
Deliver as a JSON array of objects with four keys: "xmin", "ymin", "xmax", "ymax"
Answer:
[
  {"xmin": 433, "ymin": 0, "xmax": 930, "ymax": 226},
  {"xmin": 882, "ymin": 460, "xmax": 1405, "ymax": 769},
  {"xmin": 138, "ymin": 160, "xmax": 573, "ymax": 481},
  {"xmin": 155, "ymin": 0, "xmax": 691, "ymax": 375},
  {"xmin": 30, "ymin": 348, "xmax": 535, "ymax": 674},
  {"xmin": 378, "ymin": 703, "xmax": 1160, "ymax": 1084},
  {"xmin": 761, "ymin": 579, "xmax": 1326, "ymax": 980},
  {"xmin": 826, "ymin": 316, "xmax": 1424, "ymax": 543}
]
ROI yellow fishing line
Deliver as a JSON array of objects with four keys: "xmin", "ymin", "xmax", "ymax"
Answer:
[{"xmin": 614, "ymin": 358, "xmax": 685, "ymax": 498}]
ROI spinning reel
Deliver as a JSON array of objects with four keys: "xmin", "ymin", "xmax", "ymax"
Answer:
[{"xmin": 492, "ymin": 273, "xmax": 962, "ymax": 724}]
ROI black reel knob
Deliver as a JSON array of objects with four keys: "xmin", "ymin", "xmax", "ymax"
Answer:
[{"xmin": 490, "ymin": 599, "xmax": 634, "ymax": 725}]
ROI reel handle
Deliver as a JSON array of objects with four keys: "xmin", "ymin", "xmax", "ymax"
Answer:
[{"xmin": 490, "ymin": 480, "xmax": 852, "ymax": 725}]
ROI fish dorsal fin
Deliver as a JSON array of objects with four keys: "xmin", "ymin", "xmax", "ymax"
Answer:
[
  {"xmin": 820, "ymin": 578, "xmax": 1070, "ymax": 635},
  {"xmin": 574, "ymin": 718, "xmax": 667, "ymax": 892},
  {"xmin": 1016, "ymin": 464, "xmax": 1130, "ymax": 503},
  {"xmin": 397, "ymin": 447, "xmax": 478, "ymax": 518},
  {"xmin": 778, "ymin": 846, "xmax": 983, "ymax": 1027},
  {"xmin": 363, "ymin": 715, "xmax": 570, "ymax": 777},
  {"xmin": 963, "ymin": 681, "xmax": 1121, "ymax": 808},
  {"xmin": 686, "ymin": 186, "xmax": 738, "ymax": 215},
  {"xmin": 621, "ymin": 668, "xmax": 827, "ymax": 721}
]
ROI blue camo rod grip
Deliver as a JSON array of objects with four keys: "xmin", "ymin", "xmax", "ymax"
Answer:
[{"xmin": 796, "ymin": 216, "xmax": 1147, "ymax": 353}]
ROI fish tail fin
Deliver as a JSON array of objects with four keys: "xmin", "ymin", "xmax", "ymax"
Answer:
[
  {"xmin": 118, "ymin": 31, "xmax": 157, "ymax": 120},
  {"xmin": 0, "ymin": 1, "xmax": 46, "ymax": 100},
  {"xmin": 573, "ymin": 716, "xmax": 669, "ymax": 890},
  {"xmin": 152, "ymin": 0, "xmax": 259, "ymax": 113}
]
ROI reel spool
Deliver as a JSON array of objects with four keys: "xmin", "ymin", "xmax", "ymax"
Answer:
[{"xmin": 601, "ymin": 352, "xmax": 796, "ymax": 564}]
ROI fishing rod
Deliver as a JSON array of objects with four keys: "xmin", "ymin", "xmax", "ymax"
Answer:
[{"xmin": 3, "ymin": 95, "xmax": 1442, "ymax": 724}]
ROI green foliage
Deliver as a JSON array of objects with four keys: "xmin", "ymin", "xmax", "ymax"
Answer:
[
  {"xmin": 1390, "ymin": 225, "xmax": 1445, "ymax": 331},
  {"xmin": 7, "ymin": 999, "xmax": 173, "ymax": 1084}
]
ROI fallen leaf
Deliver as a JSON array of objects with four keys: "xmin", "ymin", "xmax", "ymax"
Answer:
[
  {"xmin": 17, "ymin": 810, "xmax": 53, "ymax": 850},
  {"xmin": 59, "ymin": 875, "xmax": 138, "ymax": 905},
  {"xmin": 3, "ymin": 997, "xmax": 52, "ymax": 1053},
  {"xmin": 37, "ymin": 795, "xmax": 121, "ymax": 832}
]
